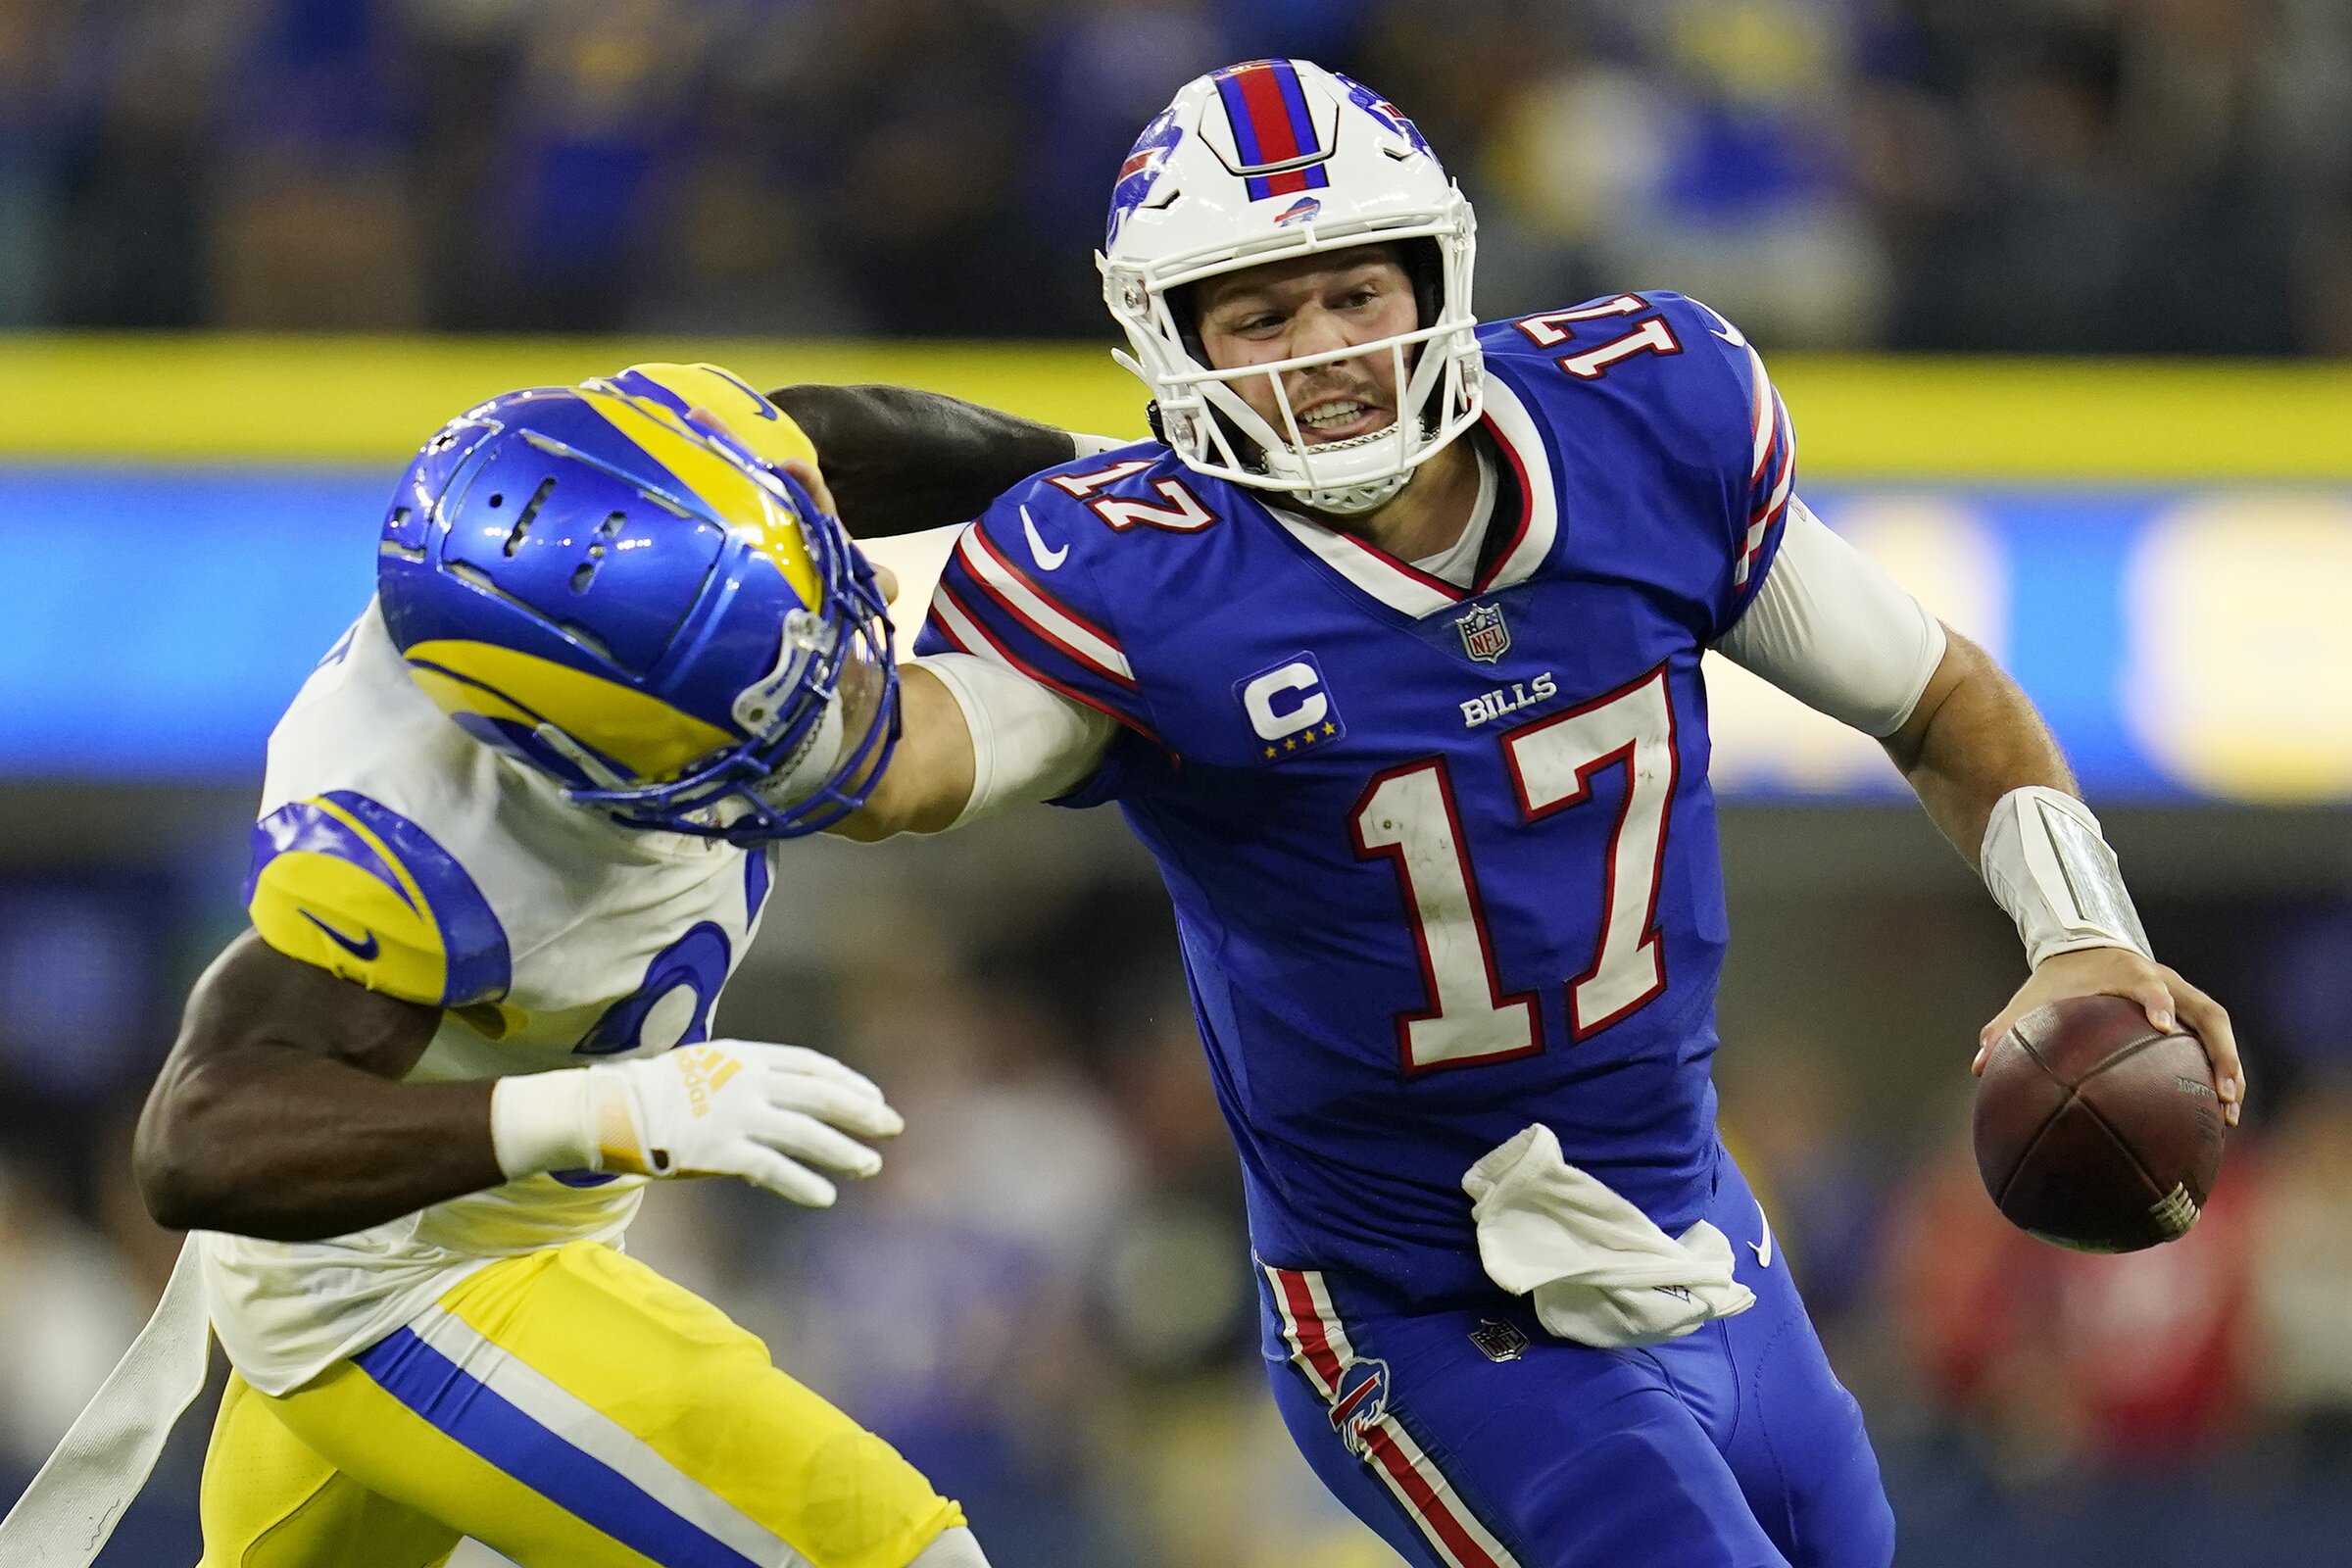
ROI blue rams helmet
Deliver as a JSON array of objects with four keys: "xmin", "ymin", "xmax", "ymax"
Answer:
[{"xmin": 375, "ymin": 363, "xmax": 898, "ymax": 841}]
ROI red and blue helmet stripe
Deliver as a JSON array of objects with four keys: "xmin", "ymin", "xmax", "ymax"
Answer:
[{"xmin": 1214, "ymin": 59, "xmax": 1332, "ymax": 201}]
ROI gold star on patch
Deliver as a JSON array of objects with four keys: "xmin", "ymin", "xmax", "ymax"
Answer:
[
  {"xmin": 1323, "ymin": 721, "xmax": 1337, "ymax": 736},
  {"xmin": 1283, "ymin": 737, "xmax": 1297, "ymax": 751},
  {"xmin": 1263, "ymin": 745, "xmax": 1278, "ymax": 760}
]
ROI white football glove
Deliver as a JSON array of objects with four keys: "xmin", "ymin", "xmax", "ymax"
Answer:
[{"xmin": 489, "ymin": 1039, "xmax": 904, "ymax": 1207}]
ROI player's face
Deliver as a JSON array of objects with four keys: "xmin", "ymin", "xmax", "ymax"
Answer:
[{"xmin": 1195, "ymin": 248, "xmax": 1417, "ymax": 447}]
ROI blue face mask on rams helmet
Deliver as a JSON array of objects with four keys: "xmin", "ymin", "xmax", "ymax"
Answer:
[{"xmin": 374, "ymin": 363, "xmax": 899, "ymax": 842}]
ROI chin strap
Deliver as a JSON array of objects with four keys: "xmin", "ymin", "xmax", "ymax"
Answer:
[
  {"xmin": 748, "ymin": 687, "xmax": 848, "ymax": 811},
  {"xmin": 1297, "ymin": 465, "xmax": 1413, "ymax": 514},
  {"xmin": 0, "ymin": 1238, "xmax": 213, "ymax": 1566}
]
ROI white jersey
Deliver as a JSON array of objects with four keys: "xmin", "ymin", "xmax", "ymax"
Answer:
[{"xmin": 209, "ymin": 602, "xmax": 777, "ymax": 1394}]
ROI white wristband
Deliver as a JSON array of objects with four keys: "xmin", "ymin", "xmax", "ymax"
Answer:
[
  {"xmin": 1979, "ymin": 785, "xmax": 2152, "ymax": 967},
  {"xmin": 489, "ymin": 1071, "xmax": 599, "ymax": 1180},
  {"xmin": 1070, "ymin": 432, "xmax": 1131, "ymax": 459}
]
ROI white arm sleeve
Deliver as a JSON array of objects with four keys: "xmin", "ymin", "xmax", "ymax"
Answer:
[
  {"xmin": 1070, "ymin": 432, "xmax": 1133, "ymax": 459},
  {"xmin": 917, "ymin": 653, "xmax": 1118, "ymax": 827},
  {"xmin": 1715, "ymin": 497, "xmax": 1947, "ymax": 738}
]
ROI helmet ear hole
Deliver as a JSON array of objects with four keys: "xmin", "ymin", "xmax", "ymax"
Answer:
[
  {"xmin": 1167, "ymin": 280, "xmax": 1206, "ymax": 366},
  {"xmin": 1399, "ymin": 237, "xmax": 1445, "ymax": 332}
]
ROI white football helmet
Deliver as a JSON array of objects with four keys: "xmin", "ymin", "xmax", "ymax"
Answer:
[{"xmin": 1100, "ymin": 59, "xmax": 1481, "ymax": 515}]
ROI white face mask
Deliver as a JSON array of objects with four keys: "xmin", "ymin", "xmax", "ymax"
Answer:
[
  {"xmin": 1176, "ymin": 328, "xmax": 1461, "ymax": 514},
  {"xmin": 1110, "ymin": 235, "xmax": 1483, "ymax": 515}
]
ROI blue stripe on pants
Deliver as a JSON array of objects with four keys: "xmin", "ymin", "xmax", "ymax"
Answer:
[{"xmin": 353, "ymin": 1327, "xmax": 760, "ymax": 1568}]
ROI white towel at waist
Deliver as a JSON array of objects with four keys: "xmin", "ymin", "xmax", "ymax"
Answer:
[{"xmin": 1461, "ymin": 1124, "xmax": 1756, "ymax": 1349}]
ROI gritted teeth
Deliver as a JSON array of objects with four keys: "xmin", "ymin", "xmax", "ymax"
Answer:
[{"xmin": 1300, "ymin": 400, "xmax": 1373, "ymax": 429}]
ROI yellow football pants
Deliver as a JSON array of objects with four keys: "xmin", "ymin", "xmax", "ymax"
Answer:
[{"xmin": 196, "ymin": 1241, "xmax": 963, "ymax": 1568}]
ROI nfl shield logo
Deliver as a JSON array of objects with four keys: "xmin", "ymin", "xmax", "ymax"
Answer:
[
  {"xmin": 1455, "ymin": 603, "xmax": 1510, "ymax": 663},
  {"xmin": 1469, "ymin": 1319, "xmax": 1529, "ymax": 1362}
]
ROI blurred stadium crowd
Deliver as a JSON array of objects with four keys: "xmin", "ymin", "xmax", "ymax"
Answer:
[{"xmin": 0, "ymin": 0, "xmax": 2348, "ymax": 350}]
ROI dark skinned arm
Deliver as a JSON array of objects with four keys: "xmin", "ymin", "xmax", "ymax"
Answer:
[
  {"xmin": 766, "ymin": 383, "xmax": 1085, "ymax": 539},
  {"xmin": 132, "ymin": 930, "xmax": 506, "ymax": 1242}
]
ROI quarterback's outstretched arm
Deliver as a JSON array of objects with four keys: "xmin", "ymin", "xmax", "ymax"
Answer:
[
  {"xmin": 834, "ymin": 657, "xmax": 1117, "ymax": 840},
  {"xmin": 833, "ymin": 666, "xmax": 979, "ymax": 839},
  {"xmin": 764, "ymin": 445, "xmax": 1116, "ymax": 843}
]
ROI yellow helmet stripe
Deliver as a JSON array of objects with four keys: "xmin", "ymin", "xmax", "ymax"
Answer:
[
  {"xmin": 576, "ymin": 385, "xmax": 825, "ymax": 611},
  {"xmin": 596, "ymin": 363, "xmax": 821, "ymax": 469},
  {"xmin": 403, "ymin": 638, "xmax": 736, "ymax": 784},
  {"xmin": 403, "ymin": 661, "xmax": 548, "ymax": 735}
]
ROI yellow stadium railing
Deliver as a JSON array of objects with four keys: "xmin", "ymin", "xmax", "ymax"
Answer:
[{"xmin": 5, "ymin": 335, "xmax": 2351, "ymax": 478}]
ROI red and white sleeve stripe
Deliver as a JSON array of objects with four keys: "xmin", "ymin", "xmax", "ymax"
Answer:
[
  {"xmin": 956, "ymin": 526, "xmax": 1135, "ymax": 688},
  {"xmin": 928, "ymin": 575, "xmax": 1159, "ymax": 744},
  {"xmin": 1735, "ymin": 342, "xmax": 1796, "ymax": 591}
]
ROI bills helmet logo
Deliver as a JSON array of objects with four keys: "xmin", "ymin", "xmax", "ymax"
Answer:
[
  {"xmin": 1455, "ymin": 602, "xmax": 1511, "ymax": 663},
  {"xmin": 1327, "ymin": 1357, "xmax": 1392, "ymax": 1458},
  {"xmin": 1106, "ymin": 109, "xmax": 1184, "ymax": 248},
  {"xmin": 1275, "ymin": 195, "xmax": 1322, "ymax": 226},
  {"xmin": 1336, "ymin": 73, "xmax": 1433, "ymax": 158}
]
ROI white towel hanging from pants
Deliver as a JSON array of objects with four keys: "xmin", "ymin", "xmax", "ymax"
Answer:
[{"xmin": 1462, "ymin": 1124, "xmax": 1756, "ymax": 1348}]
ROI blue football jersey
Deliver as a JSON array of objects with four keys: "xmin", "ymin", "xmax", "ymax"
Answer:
[{"xmin": 915, "ymin": 292, "xmax": 1797, "ymax": 1305}]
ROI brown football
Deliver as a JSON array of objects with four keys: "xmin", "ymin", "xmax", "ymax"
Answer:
[{"xmin": 1972, "ymin": 994, "xmax": 2228, "ymax": 1252}]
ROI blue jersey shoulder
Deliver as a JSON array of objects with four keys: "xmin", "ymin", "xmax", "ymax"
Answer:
[
  {"xmin": 984, "ymin": 439, "xmax": 1233, "ymax": 571},
  {"xmin": 1479, "ymin": 290, "xmax": 1796, "ymax": 621},
  {"xmin": 1478, "ymin": 292, "xmax": 1758, "ymax": 466},
  {"xmin": 914, "ymin": 441, "xmax": 1205, "ymax": 744}
]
